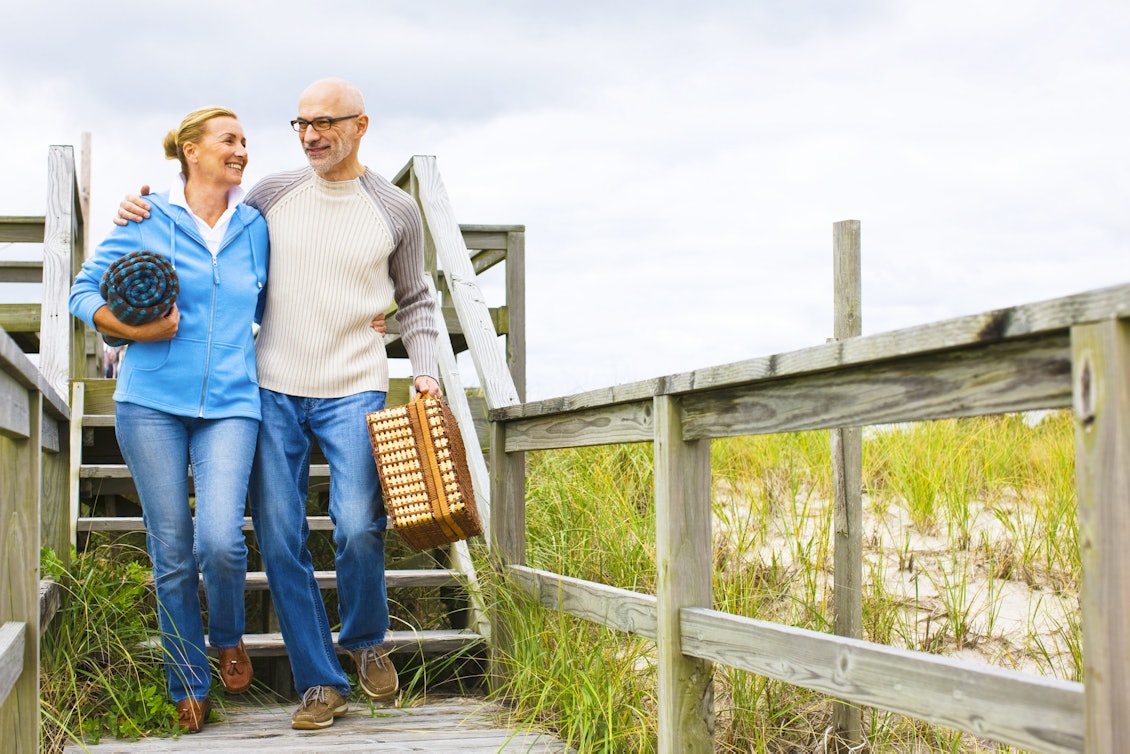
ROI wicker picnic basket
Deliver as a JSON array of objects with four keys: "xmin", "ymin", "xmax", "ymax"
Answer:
[{"xmin": 366, "ymin": 395, "xmax": 481, "ymax": 551}]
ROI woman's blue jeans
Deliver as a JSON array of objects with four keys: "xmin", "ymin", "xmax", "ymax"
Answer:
[
  {"xmin": 115, "ymin": 401, "xmax": 257, "ymax": 702},
  {"xmin": 249, "ymin": 388, "xmax": 388, "ymax": 696}
]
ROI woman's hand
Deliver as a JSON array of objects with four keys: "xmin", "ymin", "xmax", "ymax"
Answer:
[{"xmin": 93, "ymin": 303, "xmax": 179, "ymax": 342}]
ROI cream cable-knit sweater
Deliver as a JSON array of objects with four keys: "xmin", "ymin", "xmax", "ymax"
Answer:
[{"xmin": 246, "ymin": 167, "xmax": 438, "ymax": 398}]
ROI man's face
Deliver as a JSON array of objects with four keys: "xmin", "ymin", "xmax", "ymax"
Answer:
[{"xmin": 295, "ymin": 90, "xmax": 364, "ymax": 178}]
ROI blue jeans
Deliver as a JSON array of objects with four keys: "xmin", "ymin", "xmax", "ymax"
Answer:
[
  {"xmin": 249, "ymin": 389, "xmax": 388, "ymax": 696},
  {"xmin": 115, "ymin": 401, "xmax": 258, "ymax": 703}
]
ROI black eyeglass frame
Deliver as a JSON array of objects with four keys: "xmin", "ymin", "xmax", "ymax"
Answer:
[{"xmin": 290, "ymin": 114, "xmax": 361, "ymax": 132}]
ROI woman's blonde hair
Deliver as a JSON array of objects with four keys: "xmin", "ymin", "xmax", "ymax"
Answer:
[{"xmin": 163, "ymin": 106, "xmax": 239, "ymax": 175}]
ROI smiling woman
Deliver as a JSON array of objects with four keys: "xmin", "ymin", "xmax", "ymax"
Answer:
[{"xmin": 68, "ymin": 105, "xmax": 270, "ymax": 734}]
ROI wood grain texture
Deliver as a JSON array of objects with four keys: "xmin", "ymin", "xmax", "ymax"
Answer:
[
  {"xmin": 494, "ymin": 283, "xmax": 1130, "ymax": 421},
  {"xmin": 0, "ymin": 388, "xmax": 39, "ymax": 752},
  {"xmin": 410, "ymin": 157, "xmax": 520, "ymax": 411},
  {"xmin": 0, "ymin": 217, "xmax": 45, "ymax": 244},
  {"xmin": 0, "ymin": 622, "xmax": 26, "ymax": 709},
  {"xmin": 62, "ymin": 696, "xmax": 571, "ymax": 752},
  {"xmin": 654, "ymin": 396, "xmax": 714, "ymax": 752},
  {"xmin": 40, "ymin": 146, "xmax": 77, "ymax": 399},
  {"xmin": 680, "ymin": 607, "xmax": 1083, "ymax": 753},
  {"xmin": 1071, "ymin": 319, "xmax": 1130, "ymax": 752},
  {"xmin": 503, "ymin": 400, "xmax": 653, "ymax": 451},
  {"xmin": 508, "ymin": 565, "xmax": 657, "ymax": 638},
  {"xmin": 831, "ymin": 219, "xmax": 863, "ymax": 749}
]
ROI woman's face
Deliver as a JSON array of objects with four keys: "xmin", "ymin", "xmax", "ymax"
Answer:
[{"xmin": 185, "ymin": 116, "xmax": 247, "ymax": 188}]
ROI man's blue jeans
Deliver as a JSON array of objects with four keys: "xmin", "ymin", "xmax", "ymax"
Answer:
[
  {"xmin": 249, "ymin": 388, "xmax": 389, "ymax": 696},
  {"xmin": 115, "ymin": 401, "xmax": 257, "ymax": 703}
]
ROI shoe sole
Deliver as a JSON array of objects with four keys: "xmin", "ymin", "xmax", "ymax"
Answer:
[
  {"xmin": 359, "ymin": 681, "xmax": 399, "ymax": 701},
  {"xmin": 291, "ymin": 703, "xmax": 348, "ymax": 730},
  {"xmin": 222, "ymin": 678, "xmax": 253, "ymax": 694}
]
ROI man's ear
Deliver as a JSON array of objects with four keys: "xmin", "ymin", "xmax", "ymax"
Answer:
[{"xmin": 354, "ymin": 114, "xmax": 370, "ymax": 138}]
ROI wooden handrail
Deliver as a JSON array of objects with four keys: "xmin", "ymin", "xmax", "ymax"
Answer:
[{"xmin": 487, "ymin": 281, "xmax": 1129, "ymax": 752}]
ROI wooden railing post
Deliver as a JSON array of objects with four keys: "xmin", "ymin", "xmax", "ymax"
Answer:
[
  {"xmin": 831, "ymin": 219, "xmax": 863, "ymax": 749},
  {"xmin": 0, "ymin": 336, "xmax": 44, "ymax": 752},
  {"xmin": 505, "ymin": 228, "xmax": 526, "ymax": 402},
  {"xmin": 655, "ymin": 395, "xmax": 713, "ymax": 752},
  {"xmin": 41, "ymin": 146, "xmax": 79, "ymax": 398},
  {"xmin": 1071, "ymin": 318, "xmax": 1130, "ymax": 752}
]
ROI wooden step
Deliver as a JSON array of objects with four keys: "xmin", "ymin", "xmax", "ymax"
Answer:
[
  {"xmin": 141, "ymin": 629, "xmax": 485, "ymax": 658},
  {"xmin": 79, "ymin": 463, "xmax": 332, "ymax": 479},
  {"xmin": 135, "ymin": 569, "xmax": 464, "ymax": 591},
  {"xmin": 77, "ymin": 516, "xmax": 335, "ymax": 532}
]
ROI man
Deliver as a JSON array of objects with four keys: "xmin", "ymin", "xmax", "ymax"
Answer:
[{"xmin": 119, "ymin": 78, "xmax": 441, "ymax": 730}]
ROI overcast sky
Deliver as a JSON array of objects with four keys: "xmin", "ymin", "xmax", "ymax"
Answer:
[{"xmin": 2, "ymin": 1, "xmax": 1127, "ymax": 401}]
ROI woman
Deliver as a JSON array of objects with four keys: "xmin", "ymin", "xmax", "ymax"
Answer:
[{"xmin": 69, "ymin": 107, "xmax": 269, "ymax": 733}]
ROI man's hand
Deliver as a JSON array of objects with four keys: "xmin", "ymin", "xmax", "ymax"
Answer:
[
  {"xmin": 113, "ymin": 185, "xmax": 152, "ymax": 226},
  {"xmin": 370, "ymin": 312, "xmax": 386, "ymax": 336},
  {"xmin": 414, "ymin": 375, "xmax": 441, "ymax": 398}
]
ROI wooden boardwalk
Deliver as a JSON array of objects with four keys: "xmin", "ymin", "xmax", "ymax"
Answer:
[{"xmin": 63, "ymin": 696, "xmax": 572, "ymax": 753}]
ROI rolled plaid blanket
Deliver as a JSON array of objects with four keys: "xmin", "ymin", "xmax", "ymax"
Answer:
[{"xmin": 99, "ymin": 250, "xmax": 179, "ymax": 347}]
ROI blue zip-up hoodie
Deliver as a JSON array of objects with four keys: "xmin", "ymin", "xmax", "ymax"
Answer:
[{"xmin": 69, "ymin": 192, "xmax": 269, "ymax": 420}]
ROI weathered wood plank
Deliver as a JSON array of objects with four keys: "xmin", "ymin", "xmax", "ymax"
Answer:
[
  {"xmin": 63, "ymin": 697, "xmax": 571, "ymax": 752},
  {"xmin": 502, "ymin": 400, "xmax": 653, "ymax": 452},
  {"xmin": 40, "ymin": 146, "xmax": 77, "ymax": 398},
  {"xmin": 680, "ymin": 607, "xmax": 1083, "ymax": 754},
  {"xmin": 77, "ymin": 515, "xmax": 335, "ymax": 532},
  {"xmin": 233, "ymin": 629, "xmax": 483, "ymax": 657},
  {"xmin": 0, "ymin": 326, "xmax": 69, "ymax": 420},
  {"xmin": 831, "ymin": 219, "xmax": 863, "ymax": 750},
  {"xmin": 68, "ymin": 382, "xmax": 84, "ymax": 548},
  {"xmin": 410, "ymin": 156, "xmax": 520, "ymax": 412},
  {"xmin": 0, "ymin": 303, "xmax": 40, "ymax": 332},
  {"xmin": 679, "ymin": 332, "xmax": 1072, "ymax": 440},
  {"xmin": 80, "ymin": 463, "xmax": 332, "ymax": 480},
  {"xmin": 505, "ymin": 228, "xmax": 526, "ymax": 401},
  {"xmin": 39, "ymin": 404, "xmax": 70, "ymax": 566},
  {"xmin": 494, "ymin": 283, "xmax": 1130, "ymax": 420},
  {"xmin": 243, "ymin": 569, "xmax": 462, "ymax": 591},
  {"xmin": 0, "ymin": 365, "xmax": 30, "ymax": 439},
  {"xmin": 431, "ymin": 288, "xmax": 492, "ymax": 641},
  {"xmin": 654, "ymin": 396, "xmax": 713, "ymax": 752},
  {"xmin": 1071, "ymin": 319, "xmax": 1130, "ymax": 753},
  {"xmin": 498, "ymin": 333, "xmax": 1071, "ymax": 451},
  {"xmin": 0, "ymin": 217, "xmax": 44, "ymax": 244},
  {"xmin": 507, "ymin": 565, "xmax": 657, "ymax": 639},
  {"xmin": 38, "ymin": 580, "xmax": 59, "ymax": 636},
  {"xmin": 0, "ymin": 622, "xmax": 26, "ymax": 709},
  {"xmin": 0, "ymin": 364, "xmax": 39, "ymax": 752}
]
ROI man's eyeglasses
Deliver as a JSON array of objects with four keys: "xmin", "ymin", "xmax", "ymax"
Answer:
[{"xmin": 290, "ymin": 115, "xmax": 361, "ymax": 133}]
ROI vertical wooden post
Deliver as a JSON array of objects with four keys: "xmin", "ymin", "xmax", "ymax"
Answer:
[
  {"xmin": 80, "ymin": 132, "xmax": 92, "ymax": 261},
  {"xmin": 41, "ymin": 146, "xmax": 78, "ymax": 399},
  {"xmin": 488, "ymin": 420, "xmax": 525, "ymax": 691},
  {"xmin": 0, "ymin": 353, "xmax": 41, "ymax": 752},
  {"xmin": 505, "ymin": 228, "xmax": 526, "ymax": 402},
  {"xmin": 831, "ymin": 219, "xmax": 863, "ymax": 750},
  {"xmin": 1071, "ymin": 319, "xmax": 1130, "ymax": 752},
  {"xmin": 68, "ymin": 381, "xmax": 85, "ymax": 549},
  {"xmin": 655, "ymin": 395, "xmax": 713, "ymax": 752}
]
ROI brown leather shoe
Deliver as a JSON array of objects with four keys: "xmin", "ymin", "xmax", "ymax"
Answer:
[
  {"xmin": 176, "ymin": 697, "xmax": 212, "ymax": 733},
  {"xmin": 218, "ymin": 640, "xmax": 253, "ymax": 693}
]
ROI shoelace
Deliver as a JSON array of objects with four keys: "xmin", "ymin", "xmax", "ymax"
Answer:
[
  {"xmin": 300, "ymin": 685, "xmax": 329, "ymax": 709},
  {"xmin": 357, "ymin": 647, "xmax": 387, "ymax": 676},
  {"xmin": 224, "ymin": 657, "xmax": 242, "ymax": 677}
]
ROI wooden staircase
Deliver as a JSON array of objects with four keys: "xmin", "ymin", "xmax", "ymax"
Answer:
[{"xmin": 72, "ymin": 381, "xmax": 488, "ymax": 696}]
